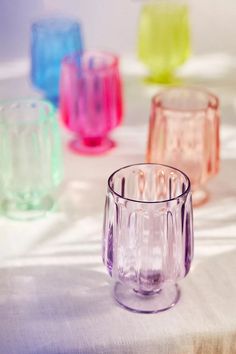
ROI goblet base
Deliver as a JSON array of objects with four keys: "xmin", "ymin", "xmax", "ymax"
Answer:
[
  {"xmin": 145, "ymin": 71, "xmax": 178, "ymax": 85},
  {"xmin": 1, "ymin": 196, "xmax": 54, "ymax": 221},
  {"xmin": 69, "ymin": 136, "xmax": 115, "ymax": 155},
  {"xmin": 114, "ymin": 282, "xmax": 180, "ymax": 314},
  {"xmin": 192, "ymin": 188, "xmax": 209, "ymax": 207}
]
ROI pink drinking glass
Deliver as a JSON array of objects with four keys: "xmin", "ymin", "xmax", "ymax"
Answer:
[
  {"xmin": 147, "ymin": 87, "xmax": 220, "ymax": 206},
  {"xmin": 103, "ymin": 163, "xmax": 194, "ymax": 313},
  {"xmin": 60, "ymin": 51, "xmax": 123, "ymax": 155}
]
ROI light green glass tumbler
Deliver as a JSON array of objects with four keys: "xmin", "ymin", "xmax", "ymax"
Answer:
[
  {"xmin": 137, "ymin": 0, "xmax": 191, "ymax": 83},
  {"xmin": 0, "ymin": 99, "xmax": 63, "ymax": 220}
]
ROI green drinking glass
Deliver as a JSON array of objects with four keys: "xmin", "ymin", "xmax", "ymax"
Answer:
[
  {"xmin": 137, "ymin": 0, "xmax": 191, "ymax": 83},
  {"xmin": 0, "ymin": 99, "xmax": 63, "ymax": 220}
]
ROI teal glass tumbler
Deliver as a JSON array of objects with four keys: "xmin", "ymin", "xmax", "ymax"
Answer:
[
  {"xmin": 31, "ymin": 18, "xmax": 83, "ymax": 106},
  {"xmin": 0, "ymin": 100, "xmax": 63, "ymax": 220}
]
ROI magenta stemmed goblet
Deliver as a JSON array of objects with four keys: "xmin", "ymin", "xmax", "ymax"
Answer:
[{"xmin": 60, "ymin": 51, "xmax": 123, "ymax": 155}]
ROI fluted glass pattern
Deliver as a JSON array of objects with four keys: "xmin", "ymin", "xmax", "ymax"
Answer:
[
  {"xmin": 0, "ymin": 100, "xmax": 62, "ymax": 220},
  {"xmin": 103, "ymin": 163, "xmax": 194, "ymax": 312},
  {"xmin": 147, "ymin": 87, "xmax": 220, "ymax": 206},
  {"xmin": 60, "ymin": 51, "xmax": 123, "ymax": 155},
  {"xmin": 31, "ymin": 18, "xmax": 83, "ymax": 104},
  {"xmin": 137, "ymin": 0, "xmax": 190, "ymax": 83}
]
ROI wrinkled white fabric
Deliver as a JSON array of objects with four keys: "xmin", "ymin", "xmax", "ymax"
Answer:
[{"xmin": 0, "ymin": 56, "xmax": 236, "ymax": 354}]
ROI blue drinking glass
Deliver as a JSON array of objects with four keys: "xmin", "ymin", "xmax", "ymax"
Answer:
[{"xmin": 31, "ymin": 18, "xmax": 83, "ymax": 106}]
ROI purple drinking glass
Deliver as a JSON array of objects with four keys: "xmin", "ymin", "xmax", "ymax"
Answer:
[
  {"xmin": 103, "ymin": 163, "xmax": 194, "ymax": 313},
  {"xmin": 60, "ymin": 51, "xmax": 123, "ymax": 155}
]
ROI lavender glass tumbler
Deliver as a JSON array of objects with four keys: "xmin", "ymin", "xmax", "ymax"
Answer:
[
  {"xmin": 103, "ymin": 163, "xmax": 194, "ymax": 313},
  {"xmin": 60, "ymin": 51, "xmax": 123, "ymax": 155}
]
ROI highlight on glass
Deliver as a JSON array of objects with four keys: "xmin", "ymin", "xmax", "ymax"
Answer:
[
  {"xmin": 147, "ymin": 87, "xmax": 220, "ymax": 206},
  {"xmin": 0, "ymin": 99, "xmax": 63, "ymax": 220},
  {"xmin": 31, "ymin": 17, "xmax": 83, "ymax": 106},
  {"xmin": 137, "ymin": 0, "xmax": 190, "ymax": 83},
  {"xmin": 103, "ymin": 163, "xmax": 194, "ymax": 313},
  {"xmin": 60, "ymin": 51, "xmax": 123, "ymax": 155}
]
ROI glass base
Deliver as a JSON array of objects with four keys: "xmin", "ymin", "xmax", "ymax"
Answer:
[
  {"xmin": 69, "ymin": 137, "xmax": 116, "ymax": 155},
  {"xmin": 1, "ymin": 196, "xmax": 54, "ymax": 221},
  {"xmin": 192, "ymin": 188, "xmax": 209, "ymax": 207},
  {"xmin": 145, "ymin": 71, "xmax": 179, "ymax": 85},
  {"xmin": 114, "ymin": 282, "xmax": 180, "ymax": 314}
]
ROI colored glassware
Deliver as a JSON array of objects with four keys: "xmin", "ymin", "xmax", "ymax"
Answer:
[
  {"xmin": 103, "ymin": 163, "xmax": 194, "ymax": 313},
  {"xmin": 60, "ymin": 51, "xmax": 123, "ymax": 155},
  {"xmin": 147, "ymin": 87, "xmax": 220, "ymax": 206},
  {"xmin": 137, "ymin": 0, "xmax": 190, "ymax": 83},
  {"xmin": 0, "ymin": 99, "xmax": 63, "ymax": 220},
  {"xmin": 31, "ymin": 18, "xmax": 83, "ymax": 105}
]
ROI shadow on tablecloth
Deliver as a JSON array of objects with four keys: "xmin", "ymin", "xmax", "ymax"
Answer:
[{"xmin": 0, "ymin": 250, "xmax": 236, "ymax": 353}]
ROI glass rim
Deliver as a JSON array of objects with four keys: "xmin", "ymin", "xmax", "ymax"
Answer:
[
  {"xmin": 108, "ymin": 162, "xmax": 191, "ymax": 204},
  {"xmin": 32, "ymin": 17, "xmax": 81, "ymax": 32},
  {"xmin": 0, "ymin": 98, "xmax": 55, "ymax": 120},
  {"xmin": 152, "ymin": 86, "xmax": 219, "ymax": 114},
  {"xmin": 62, "ymin": 50, "xmax": 119, "ymax": 75}
]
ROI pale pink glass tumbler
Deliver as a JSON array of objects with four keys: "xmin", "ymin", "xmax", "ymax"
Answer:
[
  {"xmin": 103, "ymin": 163, "xmax": 194, "ymax": 313},
  {"xmin": 147, "ymin": 87, "xmax": 220, "ymax": 206},
  {"xmin": 60, "ymin": 51, "xmax": 123, "ymax": 155}
]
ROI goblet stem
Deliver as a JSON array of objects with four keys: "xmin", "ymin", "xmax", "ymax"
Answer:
[
  {"xmin": 146, "ymin": 70, "xmax": 175, "ymax": 84},
  {"xmin": 69, "ymin": 136, "xmax": 115, "ymax": 155},
  {"xmin": 114, "ymin": 282, "xmax": 180, "ymax": 314}
]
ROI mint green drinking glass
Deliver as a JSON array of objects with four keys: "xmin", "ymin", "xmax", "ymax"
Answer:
[
  {"xmin": 137, "ymin": 0, "xmax": 191, "ymax": 83},
  {"xmin": 0, "ymin": 100, "xmax": 63, "ymax": 220}
]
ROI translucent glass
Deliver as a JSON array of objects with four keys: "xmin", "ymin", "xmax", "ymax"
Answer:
[
  {"xmin": 103, "ymin": 163, "xmax": 194, "ymax": 313},
  {"xmin": 31, "ymin": 18, "xmax": 83, "ymax": 105},
  {"xmin": 60, "ymin": 51, "xmax": 123, "ymax": 155},
  {"xmin": 147, "ymin": 87, "xmax": 220, "ymax": 206},
  {"xmin": 137, "ymin": 0, "xmax": 191, "ymax": 83},
  {"xmin": 0, "ymin": 100, "xmax": 63, "ymax": 220}
]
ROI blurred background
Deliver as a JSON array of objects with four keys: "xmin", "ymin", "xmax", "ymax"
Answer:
[
  {"xmin": 1, "ymin": 0, "xmax": 236, "ymax": 62},
  {"xmin": 1, "ymin": 0, "xmax": 236, "ymax": 128}
]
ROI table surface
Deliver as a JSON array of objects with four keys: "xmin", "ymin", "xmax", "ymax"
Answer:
[{"xmin": 0, "ymin": 55, "xmax": 236, "ymax": 354}]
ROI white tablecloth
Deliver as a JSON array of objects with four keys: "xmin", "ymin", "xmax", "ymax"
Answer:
[{"xmin": 0, "ymin": 55, "xmax": 236, "ymax": 354}]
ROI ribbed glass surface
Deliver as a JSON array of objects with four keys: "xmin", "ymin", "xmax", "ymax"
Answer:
[
  {"xmin": 137, "ymin": 0, "xmax": 190, "ymax": 82},
  {"xmin": 147, "ymin": 88, "xmax": 220, "ymax": 197},
  {"xmin": 31, "ymin": 18, "xmax": 83, "ymax": 101},
  {"xmin": 103, "ymin": 164, "xmax": 193, "ymax": 295},
  {"xmin": 0, "ymin": 100, "xmax": 62, "ymax": 219},
  {"xmin": 60, "ymin": 51, "xmax": 123, "ymax": 155}
]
